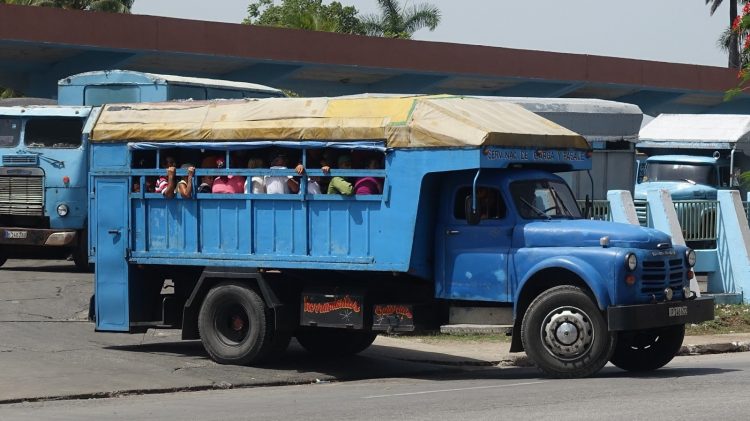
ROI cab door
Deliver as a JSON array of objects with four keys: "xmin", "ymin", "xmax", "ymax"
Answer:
[{"xmin": 437, "ymin": 185, "xmax": 512, "ymax": 302}]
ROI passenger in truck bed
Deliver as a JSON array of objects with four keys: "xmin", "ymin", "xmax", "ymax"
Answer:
[
  {"xmin": 326, "ymin": 154, "xmax": 354, "ymax": 195},
  {"xmin": 155, "ymin": 155, "xmax": 177, "ymax": 198},
  {"xmin": 176, "ymin": 163, "xmax": 195, "ymax": 198},
  {"xmin": 265, "ymin": 153, "xmax": 300, "ymax": 194},
  {"xmin": 244, "ymin": 157, "xmax": 266, "ymax": 194},
  {"xmin": 211, "ymin": 157, "xmax": 245, "ymax": 194}
]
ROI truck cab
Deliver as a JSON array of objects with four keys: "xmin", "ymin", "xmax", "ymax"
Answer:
[{"xmin": 635, "ymin": 154, "xmax": 730, "ymax": 202}]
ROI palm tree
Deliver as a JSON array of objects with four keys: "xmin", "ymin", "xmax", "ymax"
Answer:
[
  {"xmin": 0, "ymin": 0, "xmax": 133, "ymax": 13},
  {"xmin": 360, "ymin": 0, "xmax": 440, "ymax": 39},
  {"xmin": 706, "ymin": 0, "xmax": 741, "ymax": 68}
]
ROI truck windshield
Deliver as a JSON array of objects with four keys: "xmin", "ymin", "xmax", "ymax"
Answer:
[
  {"xmin": 510, "ymin": 179, "xmax": 582, "ymax": 220},
  {"xmin": 0, "ymin": 117, "xmax": 21, "ymax": 147},
  {"xmin": 25, "ymin": 118, "xmax": 84, "ymax": 148},
  {"xmin": 644, "ymin": 162, "xmax": 716, "ymax": 185}
]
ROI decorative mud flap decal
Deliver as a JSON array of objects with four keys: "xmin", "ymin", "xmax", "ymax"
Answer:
[
  {"xmin": 301, "ymin": 293, "xmax": 364, "ymax": 329},
  {"xmin": 372, "ymin": 304, "xmax": 415, "ymax": 332}
]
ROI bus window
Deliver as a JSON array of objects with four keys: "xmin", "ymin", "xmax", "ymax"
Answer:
[
  {"xmin": 25, "ymin": 118, "xmax": 84, "ymax": 148},
  {"xmin": 84, "ymin": 85, "xmax": 141, "ymax": 106},
  {"xmin": 168, "ymin": 85, "xmax": 207, "ymax": 101},
  {"xmin": 0, "ymin": 118, "xmax": 21, "ymax": 147}
]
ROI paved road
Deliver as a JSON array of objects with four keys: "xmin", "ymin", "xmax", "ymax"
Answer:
[
  {"xmin": 1, "ymin": 351, "xmax": 749, "ymax": 420},
  {"xmin": 0, "ymin": 259, "xmax": 509, "ymax": 402}
]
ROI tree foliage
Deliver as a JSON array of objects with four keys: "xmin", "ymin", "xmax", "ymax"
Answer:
[
  {"xmin": 244, "ymin": 0, "xmax": 365, "ymax": 34},
  {"xmin": 360, "ymin": 0, "xmax": 440, "ymax": 39},
  {"xmin": 706, "ymin": 0, "xmax": 741, "ymax": 69},
  {"xmin": 0, "ymin": 0, "xmax": 133, "ymax": 13}
]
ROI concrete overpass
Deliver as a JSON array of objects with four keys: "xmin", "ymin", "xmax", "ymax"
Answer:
[{"xmin": 0, "ymin": 3, "xmax": 747, "ymax": 115}]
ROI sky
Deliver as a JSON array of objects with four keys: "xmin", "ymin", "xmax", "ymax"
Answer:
[{"xmin": 131, "ymin": 0, "xmax": 733, "ymax": 68}]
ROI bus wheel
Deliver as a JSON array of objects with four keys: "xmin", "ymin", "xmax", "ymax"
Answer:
[
  {"xmin": 296, "ymin": 328, "xmax": 377, "ymax": 357},
  {"xmin": 73, "ymin": 233, "xmax": 92, "ymax": 272},
  {"xmin": 610, "ymin": 325, "xmax": 685, "ymax": 372},
  {"xmin": 198, "ymin": 282, "xmax": 289, "ymax": 365},
  {"xmin": 521, "ymin": 285, "xmax": 615, "ymax": 379}
]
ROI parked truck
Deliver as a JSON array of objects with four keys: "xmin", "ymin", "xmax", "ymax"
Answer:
[
  {"xmin": 636, "ymin": 114, "xmax": 750, "ymax": 248},
  {"xmin": 89, "ymin": 95, "xmax": 714, "ymax": 378},
  {"xmin": 0, "ymin": 70, "xmax": 283, "ymax": 269}
]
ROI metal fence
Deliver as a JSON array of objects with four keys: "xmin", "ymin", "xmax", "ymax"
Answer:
[{"xmin": 576, "ymin": 200, "xmax": 611, "ymax": 221}]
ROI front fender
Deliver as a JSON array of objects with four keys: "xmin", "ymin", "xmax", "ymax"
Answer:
[{"xmin": 515, "ymin": 256, "xmax": 612, "ymax": 312}]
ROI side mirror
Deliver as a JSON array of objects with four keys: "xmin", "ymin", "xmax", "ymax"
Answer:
[{"xmin": 465, "ymin": 196, "xmax": 481, "ymax": 225}]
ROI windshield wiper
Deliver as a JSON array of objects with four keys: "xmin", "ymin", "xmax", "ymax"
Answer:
[
  {"xmin": 520, "ymin": 197, "xmax": 551, "ymax": 220},
  {"xmin": 550, "ymin": 187, "xmax": 574, "ymax": 218}
]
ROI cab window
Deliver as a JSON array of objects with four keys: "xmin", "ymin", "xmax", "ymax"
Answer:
[
  {"xmin": 0, "ymin": 118, "xmax": 21, "ymax": 147},
  {"xmin": 454, "ymin": 186, "xmax": 506, "ymax": 220}
]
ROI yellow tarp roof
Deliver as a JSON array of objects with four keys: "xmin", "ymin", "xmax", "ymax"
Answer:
[{"xmin": 90, "ymin": 95, "xmax": 589, "ymax": 149}]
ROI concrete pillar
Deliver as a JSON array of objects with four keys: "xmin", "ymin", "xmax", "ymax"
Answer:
[
  {"xmin": 713, "ymin": 190, "xmax": 750, "ymax": 302},
  {"xmin": 607, "ymin": 190, "xmax": 640, "ymax": 225}
]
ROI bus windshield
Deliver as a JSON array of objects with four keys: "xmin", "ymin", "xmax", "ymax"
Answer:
[
  {"xmin": 25, "ymin": 118, "xmax": 84, "ymax": 148},
  {"xmin": 644, "ymin": 162, "xmax": 716, "ymax": 185},
  {"xmin": 0, "ymin": 118, "xmax": 21, "ymax": 147}
]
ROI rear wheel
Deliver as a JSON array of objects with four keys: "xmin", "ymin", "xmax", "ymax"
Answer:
[
  {"xmin": 521, "ymin": 285, "xmax": 615, "ymax": 379},
  {"xmin": 296, "ymin": 328, "xmax": 377, "ymax": 356},
  {"xmin": 610, "ymin": 325, "xmax": 685, "ymax": 372},
  {"xmin": 198, "ymin": 282, "xmax": 289, "ymax": 365}
]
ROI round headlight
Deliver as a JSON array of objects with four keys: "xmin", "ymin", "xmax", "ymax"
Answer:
[
  {"xmin": 625, "ymin": 253, "xmax": 637, "ymax": 271},
  {"xmin": 686, "ymin": 249, "xmax": 696, "ymax": 267},
  {"xmin": 56, "ymin": 204, "xmax": 69, "ymax": 217}
]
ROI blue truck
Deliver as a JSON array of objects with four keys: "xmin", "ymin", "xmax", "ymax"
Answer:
[
  {"xmin": 0, "ymin": 70, "xmax": 283, "ymax": 270},
  {"xmin": 88, "ymin": 95, "xmax": 714, "ymax": 378},
  {"xmin": 635, "ymin": 114, "xmax": 750, "ymax": 248}
]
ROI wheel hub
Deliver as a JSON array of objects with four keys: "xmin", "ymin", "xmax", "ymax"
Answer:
[
  {"xmin": 231, "ymin": 315, "xmax": 245, "ymax": 332},
  {"xmin": 541, "ymin": 307, "xmax": 594, "ymax": 360}
]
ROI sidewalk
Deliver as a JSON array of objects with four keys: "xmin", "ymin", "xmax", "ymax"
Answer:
[{"xmin": 370, "ymin": 332, "xmax": 750, "ymax": 367}]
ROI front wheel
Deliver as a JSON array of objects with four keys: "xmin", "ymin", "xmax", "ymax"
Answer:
[
  {"xmin": 296, "ymin": 328, "xmax": 377, "ymax": 357},
  {"xmin": 610, "ymin": 325, "xmax": 685, "ymax": 372},
  {"xmin": 521, "ymin": 285, "xmax": 615, "ymax": 379},
  {"xmin": 198, "ymin": 282, "xmax": 290, "ymax": 365}
]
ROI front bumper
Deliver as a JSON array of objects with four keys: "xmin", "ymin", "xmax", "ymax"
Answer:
[
  {"xmin": 0, "ymin": 227, "xmax": 78, "ymax": 247},
  {"xmin": 607, "ymin": 296, "xmax": 715, "ymax": 331}
]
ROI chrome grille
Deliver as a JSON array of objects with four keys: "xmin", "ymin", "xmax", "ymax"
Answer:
[
  {"xmin": 640, "ymin": 257, "xmax": 685, "ymax": 299},
  {"xmin": 0, "ymin": 175, "xmax": 44, "ymax": 216},
  {"xmin": 2, "ymin": 155, "xmax": 39, "ymax": 166}
]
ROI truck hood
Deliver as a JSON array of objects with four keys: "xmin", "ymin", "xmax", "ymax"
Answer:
[
  {"xmin": 634, "ymin": 181, "xmax": 716, "ymax": 200},
  {"xmin": 519, "ymin": 220, "xmax": 672, "ymax": 249}
]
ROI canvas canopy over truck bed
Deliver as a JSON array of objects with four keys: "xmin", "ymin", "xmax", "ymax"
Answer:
[
  {"xmin": 90, "ymin": 95, "xmax": 588, "ymax": 151},
  {"xmin": 639, "ymin": 114, "xmax": 750, "ymax": 151}
]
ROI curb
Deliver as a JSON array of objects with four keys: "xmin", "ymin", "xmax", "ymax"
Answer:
[{"xmin": 678, "ymin": 341, "xmax": 750, "ymax": 356}]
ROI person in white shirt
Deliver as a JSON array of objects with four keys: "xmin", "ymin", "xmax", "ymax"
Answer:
[
  {"xmin": 244, "ymin": 157, "xmax": 266, "ymax": 194},
  {"xmin": 265, "ymin": 153, "xmax": 299, "ymax": 194}
]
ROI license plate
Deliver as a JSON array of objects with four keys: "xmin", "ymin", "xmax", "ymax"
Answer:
[
  {"xmin": 668, "ymin": 306, "xmax": 688, "ymax": 317},
  {"xmin": 4, "ymin": 230, "xmax": 27, "ymax": 239}
]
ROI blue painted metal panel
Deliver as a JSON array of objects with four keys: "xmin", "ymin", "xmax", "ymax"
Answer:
[{"xmin": 94, "ymin": 177, "xmax": 129, "ymax": 331}]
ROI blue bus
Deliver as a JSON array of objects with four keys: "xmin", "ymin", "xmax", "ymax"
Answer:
[{"xmin": 0, "ymin": 70, "xmax": 283, "ymax": 270}]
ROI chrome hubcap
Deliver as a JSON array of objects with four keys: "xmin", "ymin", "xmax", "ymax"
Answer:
[{"xmin": 541, "ymin": 306, "xmax": 594, "ymax": 360}]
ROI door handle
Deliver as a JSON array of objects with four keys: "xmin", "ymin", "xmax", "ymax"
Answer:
[
  {"xmin": 446, "ymin": 229, "xmax": 460, "ymax": 235},
  {"xmin": 108, "ymin": 229, "xmax": 121, "ymax": 235}
]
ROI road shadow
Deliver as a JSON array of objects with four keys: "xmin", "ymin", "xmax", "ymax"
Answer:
[
  {"xmin": 1, "ymin": 262, "xmax": 81, "ymax": 273},
  {"xmin": 103, "ymin": 338, "xmax": 537, "ymax": 383}
]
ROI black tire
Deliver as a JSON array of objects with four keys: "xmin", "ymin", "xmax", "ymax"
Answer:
[
  {"xmin": 296, "ymin": 328, "xmax": 377, "ymax": 357},
  {"xmin": 610, "ymin": 325, "xmax": 685, "ymax": 372},
  {"xmin": 88, "ymin": 294, "xmax": 96, "ymax": 322},
  {"xmin": 73, "ymin": 233, "xmax": 92, "ymax": 272},
  {"xmin": 521, "ymin": 285, "xmax": 615, "ymax": 379},
  {"xmin": 198, "ymin": 282, "xmax": 290, "ymax": 365}
]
